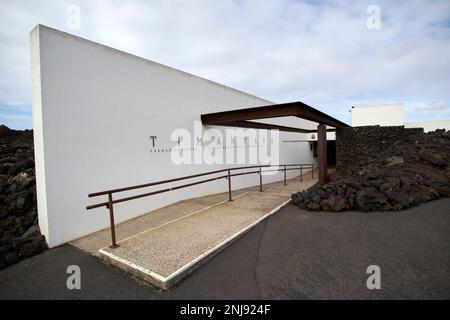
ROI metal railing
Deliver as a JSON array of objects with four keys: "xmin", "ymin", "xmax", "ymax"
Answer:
[{"xmin": 86, "ymin": 163, "xmax": 315, "ymax": 248}]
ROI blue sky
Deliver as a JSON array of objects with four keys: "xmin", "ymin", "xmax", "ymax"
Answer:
[{"xmin": 1, "ymin": 0, "xmax": 450, "ymax": 129}]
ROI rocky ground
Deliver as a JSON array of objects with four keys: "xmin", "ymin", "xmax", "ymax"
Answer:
[
  {"xmin": 292, "ymin": 129, "xmax": 450, "ymax": 212},
  {"xmin": 0, "ymin": 125, "xmax": 47, "ymax": 269}
]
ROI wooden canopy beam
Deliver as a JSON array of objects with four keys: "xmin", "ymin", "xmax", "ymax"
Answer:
[
  {"xmin": 201, "ymin": 101, "xmax": 349, "ymax": 129},
  {"xmin": 212, "ymin": 120, "xmax": 313, "ymax": 133},
  {"xmin": 201, "ymin": 100, "xmax": 344, "ymax": 185},
  {"xmin": 210, "ymin": 120, "xmax": 337, "ymax": 133}
]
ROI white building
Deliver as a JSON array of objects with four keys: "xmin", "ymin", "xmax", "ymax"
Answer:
[
  {"xmin": 350, "ymin": 104, "xmax": 450, "ymax": 132},
  {"xmin": 31, "ymin": 25, "xmax": 330, "ymax": 247},
  {"xmin": 351, "ymin": 104, "xmax": 404, "ymax": 127}
]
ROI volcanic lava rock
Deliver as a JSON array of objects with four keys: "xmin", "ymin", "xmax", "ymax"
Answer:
[
  {"xmin": 0, "ymin": 125, "xmax": 47, "ymax": 269},
  {"xmin": 385, "ymin": 156, "xmax": 404, "ymax": 167},
  {"xmin": 0, "ymin": 124, "xmax": 11, "ymax": 135},
  {"xmin": 292, "ymin": 127, "xmax": 450, "ymax": 212}
]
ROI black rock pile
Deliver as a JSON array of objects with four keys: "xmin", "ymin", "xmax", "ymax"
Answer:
[
  {"xmin": 292, "ymin": 129, "xmax": 450, "ymax": 212},
  {"xmin": 0, "ymin": 125, "xmax": 47, "ymax": 269}
]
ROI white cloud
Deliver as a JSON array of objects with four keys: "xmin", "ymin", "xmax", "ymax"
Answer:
[
  {"xmin": 0, "ymin": 0, "xmax": 449, "ymax": 128},
  {"xmin": 413, "ymin": 101, "xmax": 448, "ymax": 112}
]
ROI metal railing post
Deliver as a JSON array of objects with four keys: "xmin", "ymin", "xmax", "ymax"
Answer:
[
  {"xmin": 107, "ymin": 193, "xmax": 119, "ymax": 249},
  {"xmin": 259, "ymin": 166, "xmax": 263, "ymax": 192},
  {"xmin": 283, "ymin": 165, "xmax": 287, "ymax": 186},
  {"xmin": 227, "ymin": 170, "xmax": 232, "ymax": 201},
  {"xmin": 300, "ymin": 165, "xmax": 303, "ymax": 182}
]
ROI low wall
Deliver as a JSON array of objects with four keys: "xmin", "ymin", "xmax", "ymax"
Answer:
[{"xmin": 336, "ymin": 125, "xmax": 424, "ymax": 170}]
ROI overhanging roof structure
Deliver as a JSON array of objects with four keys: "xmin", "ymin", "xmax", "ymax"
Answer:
[
  {"xmin": 201, "ymin": 101, "xmax": 349, "ymax": 185},
  {"xmin": 201, "ymin": 101, "xmax": 349, "ymax": 132}
]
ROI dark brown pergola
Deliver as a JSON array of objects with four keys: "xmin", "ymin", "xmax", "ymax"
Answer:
[{"xmin": 201, "ymin": 101, "xmax": 349, "ymax": 184}]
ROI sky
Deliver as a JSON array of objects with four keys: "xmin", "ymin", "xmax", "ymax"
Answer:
[{"xmin": 1, "ymin": 0, "xmax": 450, "ymax": 129}]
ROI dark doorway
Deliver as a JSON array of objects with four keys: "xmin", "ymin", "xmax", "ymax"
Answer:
[
  {"xmin": 312, "ymin": 140, "xmax": 336, "ymax": 166},
  {"xmin": 327, "ymin": 140, "xmax": 336, "ymax": 166}
]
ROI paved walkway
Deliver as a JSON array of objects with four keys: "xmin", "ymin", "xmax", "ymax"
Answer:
[
  {"xmin": 1, "ymin": 198, "xmax": 449, "ymax": 299},
  {"xmin": 72, "ymin": 172, "xmax": 317, "ymax": 288}
]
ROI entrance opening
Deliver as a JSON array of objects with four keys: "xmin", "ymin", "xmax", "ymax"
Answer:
[
  {"xmin": 312, "ymin": 140, "xmax": 336, "ymax": 166},
  {"xmin": 327, "ymin": 140, "xmax": 336, "ymax": 166}
]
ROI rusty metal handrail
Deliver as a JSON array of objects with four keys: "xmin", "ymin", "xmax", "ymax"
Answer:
[{"xmin": 86, "ymin": 163, "xmax": 314, "ymax": 248}]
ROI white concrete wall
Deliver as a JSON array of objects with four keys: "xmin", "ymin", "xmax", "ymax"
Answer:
[
  {"xmin": 306, "ymin": 132, "xmax": 336, "ymax": 141},
  {"xmin": 405, "ymin": 120, "xmax": 450, "ymax": 132},
  {"xmin": 351, "ymin": 104, "xmax": 404, "ymax": 127},
  {"xmin": 30, "ymin": 25, "xmax": 315, "ymax": 247}
]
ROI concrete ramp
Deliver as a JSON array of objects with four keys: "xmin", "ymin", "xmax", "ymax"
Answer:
[
  {"xmin": 100, "ymin": 191, "xmax": 291, "ymax": 288},
  {"xmin": 73, "ymin": 175, "xmax": 317, "ymax": 289}
]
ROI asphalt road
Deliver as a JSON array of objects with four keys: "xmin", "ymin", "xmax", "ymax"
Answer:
[{"xmin": 1, "ymin": 198, "xmax": 449, "ymax": 299}]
